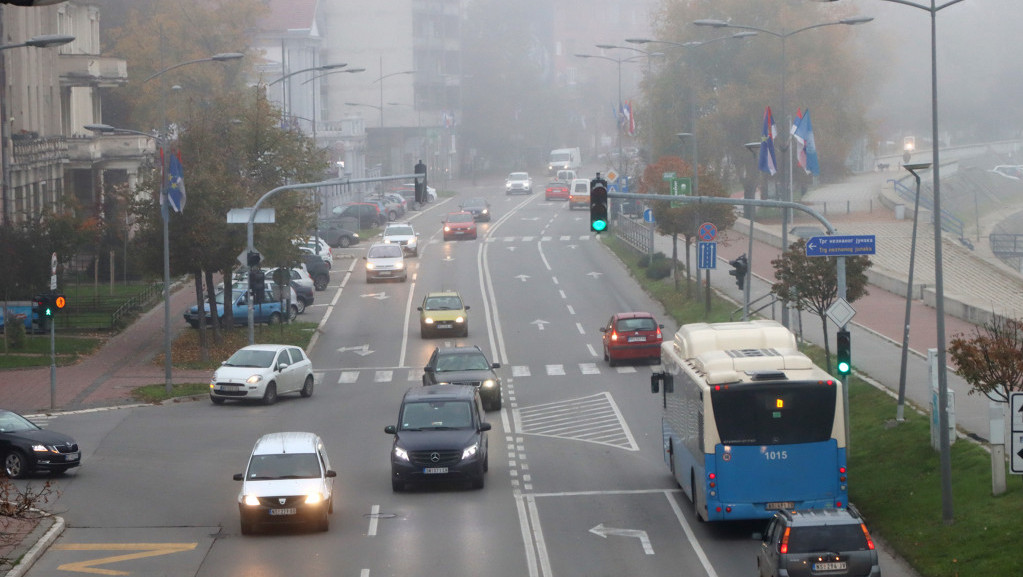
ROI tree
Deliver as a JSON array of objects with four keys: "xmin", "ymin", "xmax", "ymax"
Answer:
[
  {"xmin": 949, "ymin": 316, "xmax": 1023, "ymax": 403},
  {"xmin": 640, "ymin": 156, "xmax": 735, "ymax": 295},
  {"xmin": 770, "ymin": 238, "xmax": 871, "ymax": 372}
]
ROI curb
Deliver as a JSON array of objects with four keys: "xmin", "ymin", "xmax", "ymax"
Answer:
[{"xmin": 6, "ymin": 515, "xmax": 63, "ymax": 577}]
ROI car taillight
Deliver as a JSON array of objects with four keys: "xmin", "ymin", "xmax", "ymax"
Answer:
[
  {"xmin": 780, "ymin": 527, "xmax": 791, "ymax": 554},
  {"xmin": 655, "ymin": 326, "xmax": 662, "ymax": 338},
  {"xmin": 610, "ymin": 331, "xmax": 618, "ymax": 342},
  {"xmin": 860, "ymin": 523, "xmax": 876, "ymax": 550}
]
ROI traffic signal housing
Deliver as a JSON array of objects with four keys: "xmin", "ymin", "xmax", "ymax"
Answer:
[
  {"xmin": 249, "ymin": 270, "xmax": 266, "ymax": 304},
  {"xmin": 728, "ymin": 254, "xmax": 748, "ymax": 290},
  {"xmin": 836, "ymin": 329, "xmax": 851, "ymax": 376},
  {"xmin": 590, "ymin": 176, "xmax": 608, "ymax": 233}
]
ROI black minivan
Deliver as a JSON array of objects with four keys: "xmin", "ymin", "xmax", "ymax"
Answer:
[{"xmin": 384, "ymin": 385, "xmax": 490, "ymax": 492}]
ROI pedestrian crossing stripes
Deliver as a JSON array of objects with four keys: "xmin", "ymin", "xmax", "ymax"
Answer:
[
  {"xmin": 477, "ymin": 235, "xmax": 592, "ymax": 243},
  {"xmin": 318, "ymin": 364, "xmax": 643, "ymax": 385}
]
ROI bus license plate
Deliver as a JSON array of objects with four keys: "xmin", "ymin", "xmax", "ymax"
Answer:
[
  {"xmin": 766, "ymin": 502, "xmax": 795, "ymax": 510},
  {"xmin": 813, "ymin": 562, "xmax": 846, "ymax": 572},
  {"xmin": 269, "ymin": 508, "xmax": 297, "ymax": 516},
  {"xmin": 423, "ymin": 467, "xmax": 448, "ymax": 474}
]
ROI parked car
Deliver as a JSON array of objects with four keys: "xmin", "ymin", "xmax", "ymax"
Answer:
[
  {"xmin": 363, "ymin": 242, "xmax": 407, "ymax": 282},
  {"xmin": 442, "ymin": 212, "xmax": 477, "ymax": 241},
  {"xmin": 370, "ymin": 192, "xmax": 408, "ymax": 218},
  {"xmin": 184, "ymin": 283, "xmax": 297, "ymax": 328},
  {"xmin": 384, "ymin": 385, "xmax": 490, "ymax": 491},
  {"xmin": 422, "ymin": 345, "xmax": 502, "ymax": 411},
  {"xmin": 599, "ymin": 311, "xmax": 664, "ymax": 366},
  {"xmin": 329, "ymin": 202, "xmax": 387, "ymax": 229},
  {"xmin": 391, "ymin": 183, "xmax": 437, "ymax": 203},
  {"xmin": 0, "ymin": 408, "xmax": 81, "ymax": 478},
  {"xmin": 505, "ymin": 171, "xmax": 532, "ymax": 195},
  {"xmin": 418, "ymin": 290, "xmax": 469, "ymax": 338},
  {"xmin": 267, "ymin": 267, "xmax": 315, "ymax": 313},
  {"xmin": 382, "ymin": 223, "xmax": 419, "ymax": 257},
  {"xmin": 294, "ymin": 236, "xmax": 332, "ymax": 268},
  {"xmin": 233, "ymin": 431, "xmax": 336, "ymax": 534},
  {"xmin": 317, "ymin": 221, "xmax": 361, "ymax": 248},
  {"xmin": 459, "ymin": 197, "xmax": 491, "ymax": 222},
  {"xmin": 301, "ymin": 253, "xmax": 331, "ymax": 291},
  {"xmin": 757, "ymin": 507, "xmax": 880, "ymax": 577},
  {"xmin": 366, "ymin": 196, "xmax": 403, "ymax": 222},
  {"xmin": 210, "ymin": 344, "xmax": 315, "ymax": 405}
]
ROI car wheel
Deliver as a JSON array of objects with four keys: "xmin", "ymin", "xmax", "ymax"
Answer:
[
  {"xmin": 187, "ymin": 321, "xmax": 199, "ymax": 329},
  {"xmin": 337, "ymin": 236, "xmax": 352, "ymax": 248},
  {"xmin": 314, "ymin": 274, "xmax": 329, "ymax": 291},
  {"xmin": 483, "ymin": 451, "xmax": 489, "ymax": 472},
  {"xmin": 268, "ymin": 312, "xmax": 282, "ymax": 325},
  {"xmin": 210, "ymin": 395, "xmax": 225, "ymax": 405},
  {"xmin": 392, "ymin": 478, "xmax": 404, "ymax": 492},
  {"xmin": 412, "ymin": 248, "xmax": 418, "ymax": 257},
  {"xmin": 317, "ymin": 513, "xmax": 330, "ymax": 532},
  {"xmin": 490, "ymin": 394, "xmax": 502, "ymax": 411},
  {"xmin": 300, "ymin": 375, "xmax": 314, "ymax": 398},
  {"xmin": 262, "ymin": 382, "xmax": 278, "ymax": 405},
  {"xmin": 462, "ymin": 326, "xmax": 469, "ymax": 338},
  {"xmin": 328, "ymin": 497, "xmax": 334, "ymax": 514},
  {"xmin": 420, "ymin": 326, "xmax": 430, "ymax": 339},
  {"xmin": 295, "ymin": 299, "xmax": 307, "ymax": 315},
  {"xmin": 289, "ymin": 305, "xmax": 299, "ymax": 321},
  {"xmin": 4, "ymin": 449, "xmax": 29, "ymax": 479}
]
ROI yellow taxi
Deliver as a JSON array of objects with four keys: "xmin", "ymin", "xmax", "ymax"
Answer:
[{"xmin": 418, "ymin": 290, "xmax": 469, "ymax": 338}]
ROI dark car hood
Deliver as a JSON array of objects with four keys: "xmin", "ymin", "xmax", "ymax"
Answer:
[
  {"xmin": 395, "ymin": 429, "xmax": 480, "ymax": 451},
  {"xmin": 9, "ymin": 428, "xmax": 76, "ymax": 448},
  {"xmin": 431, "ymin": 369, "xmax": 495, "ymax": 384}
]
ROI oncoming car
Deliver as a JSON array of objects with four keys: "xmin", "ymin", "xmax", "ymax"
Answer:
[
  {"xmin": 209, "ymin": 344, "xmax": 315, "ymax": 405},
  {"xmin": 442, "ymin": 212, "xmax": 477, "ymax": 241},
  {"xmin": 382, "ymin": 223, "xmax": 419, "ymax": 257},
  {"xmin": 418, "ymin": 290, "xmax": 469, "ymax": 338},
  {"xmin": 505, "ymin": 172, "xmax": 532, "ymax": 195},
  {"xmin": 422, "ymin": 345, "xmax": 502, "ymax": 411},
  {"xmin": 0, "ymin": 408, "xmax": 81, "ymax": 478},
  {"xmin": 233, "ymin": 432, "xmax": 337, "ymax": 534},
  {"xmin": 364, "ymin": 242, "xmax": 408, "ymax": 282},
  {"xmin": 458, "ymin": 197, "xmax": 491, "ymax": 222}
]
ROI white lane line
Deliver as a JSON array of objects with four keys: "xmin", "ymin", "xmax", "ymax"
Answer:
[
  {"xmin": 367, "ymin": 504, "xmax": 380, "ymax": 536},
  {"xmin": 398, "ymin": 279, "xmax": 416, "ymax": 367},
  {"xmin": 586, "ymin": 344, "xmax": 599, "ymax": 357},
  {"xmin": 576, "ymin": 322, "xmax": 585, "ymax": 334},
  {"xmin": 528, "ymin": 496, "xmax": 553, "ymax": 577},
  {"xmin": 667, "ymin": 491, "xmax": 720, "ymax": 577}
]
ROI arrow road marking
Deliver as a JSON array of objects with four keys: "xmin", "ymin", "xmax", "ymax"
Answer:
[
  {"xmin": 587, "ymin": 271, "xmax": 603, "ymax": 278},
  {"xmin": 516, "ymin": 274, "xmax": 530, "ymax": 282},
  {"xmin": 531, "ymin": 319, "xmax": 549, "ymax": 330},
  {"xmin": 338, "ymin": 344, "xmax": 374, "ymax": 356},
  {"xmin": 361, "ymin": 292, "xmax": 389, "ymax": 300},
  {"xmin": 54, "ymin": 542, "xmax": 198, "ymax": 575},
  {"xmin": 589, "ymin": 524, "xmax": 654, "ymax": 555}
]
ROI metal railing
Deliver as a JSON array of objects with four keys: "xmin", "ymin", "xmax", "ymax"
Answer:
[{"xmin": 889, "ymin": 178, "xmax": 966, "ymax": 243}]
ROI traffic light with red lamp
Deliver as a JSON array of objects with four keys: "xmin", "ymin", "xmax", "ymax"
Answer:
[
  {"xmin": 590, "ymin": 175, "xmax": 609, "ymax": 233},
  {"xmin": 728, "ymin": 254, "xmax": 748, "ymax": 290},
  {"xmin": 836, "ymin": 329, "xmax": 851, "ymax": 376}
]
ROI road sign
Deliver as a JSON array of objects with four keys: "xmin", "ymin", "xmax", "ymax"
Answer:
[
  {"xmin": 698, "ymin": 222, "xmax": 717, "ymax": 242},
  {"xmin": 1012, "ymin": 393, "xmax": 1023, "ymax": 474},
  {"xmin": 662, "ymin": 172, "xmax": 676, "ymax": 181},
  {"xmin": 670, "ymin": 177, "xmax": 691, "ymax": 208},
  {"xmin": 698, "ymin": 242, "xmax": 716, "ymax": 269},
  {"xmin": 606, "ymin": 170, "xmax": 618, "ymax": 182},
  {"xmin": 805, "ymin": 235, "xmax": 876, "ymax": 257},
  {"xmin": 643, "ymin": 208, "xmax": 654, "ymax": 223},
  {"xmin": 826, "ymin": 298, "xmax": 856, "ymax": 328}
]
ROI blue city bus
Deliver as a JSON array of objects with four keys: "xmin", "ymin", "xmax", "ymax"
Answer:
[{"xmin": 651, "ymin": 320, "xmax": 848, "ymax": 522}]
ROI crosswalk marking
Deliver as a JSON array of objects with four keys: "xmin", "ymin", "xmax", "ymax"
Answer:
[
  {"xmin": 374, "ymin": 370, "xmax": 393, "ymax": 382},
  {"xmin": 338, "ymin": 371, "xmax": 359, "ymax": 384},
  {"xmin": 321, "ymin": 363, "xmax": 652, "ymax": 385},
  {"xmin": 546, "ymin": 364, "xmax": 565, "ymax": 376},
  {"xmin": 580, "ymin": 363, "xmax": 600, "ymax": 375},
  {"xmin": 512, "ymin": 365, "xmax": 532, "ymax": 377}
]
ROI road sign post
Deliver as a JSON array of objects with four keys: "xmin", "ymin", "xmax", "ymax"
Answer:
[{"xmin": 1011, "ymin": 392, "xmax": 1023, "ymax": 474}]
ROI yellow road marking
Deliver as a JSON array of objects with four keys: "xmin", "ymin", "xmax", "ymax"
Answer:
[{"xmin": 52, "ymin": 543, "xmax": 197, "ymax": 575}]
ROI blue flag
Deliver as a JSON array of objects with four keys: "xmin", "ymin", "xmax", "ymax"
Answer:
[
  {"xmin": 791, "ymin": 108, "xmax": 819, "ymax": 176},
  {"xmin": 165, "ymin": 151, "xmax": 186, "ymax": 213},
  {"xmin": 759, "ymin": 106, "xmax": 777, "ymax": 175}
]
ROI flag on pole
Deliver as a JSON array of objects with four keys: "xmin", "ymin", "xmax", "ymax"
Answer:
[
  {"xmin": 759, "ymin": 106, "xmax": 778, "ymax": 175},
  {"xmin": 165, "ymin": 150, "xmax": 187, "ymax": 213},
  {"xmin": 626, "ymin": 101, "xmax": 636, "ymax": 136},
  {"xmin": 791, "ymin": 108, "xmax": 819, "ymax": 176}
]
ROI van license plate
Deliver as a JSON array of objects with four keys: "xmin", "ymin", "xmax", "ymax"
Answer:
[
  {"xmin": 813, "ymin": 562, "xmax": 846, "ymax": 572},
  {"xmin": 423, "ymin": 467, "xmax": 448, "ymax": 474},
  {"xmin": 269, "ymin": 508, "xmax": 297, "ymax": 516}
]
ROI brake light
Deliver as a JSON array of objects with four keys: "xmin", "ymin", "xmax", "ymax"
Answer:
[
  {"xmin": 780, "ymin": 527, "xmax": 791, "ymax": 554},
  {"xmin": 655, "ymin": 326, "xmax": 662, "ymax": 338},
  {"xmin": 610, "ymin": 330, "xmax": 618, "ymax": 342},
  {"xmin": 860, "ymin": 523, "xmax": 875, "ymax": 550}
]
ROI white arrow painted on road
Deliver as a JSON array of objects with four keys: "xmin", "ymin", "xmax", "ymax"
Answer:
[
  {"xmin": 520, "ymin": 217, "xmax": 540, "ymax": 221},
  {"xmin": 507, "ymin": 246, "xmax": 517, "ymax": 252},
  {"xmin": 515, "ymin": 274, "xmax": 530, "ymax": 282},
  {"xmin": 531, "ymin": 319, "xmax": 550, "ymax": 331},
  {"xmin": 589, "ymin": 524, "xmax": 654, "ymax": 555},
  {"xmin": 361, "ymin": 292, "xmax": 390, "ymax": 300},
  {"xmin": 587, "ymin": 271, "xmax": 604, "ymax": 278},
  {"xmin": 337, "ymin": 344, "xmax": 375, "ymax": 356}
]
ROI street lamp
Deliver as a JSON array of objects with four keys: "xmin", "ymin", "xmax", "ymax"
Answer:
[
  {"xmin": 596, "ymin": 44, "xmax": 664, "ymax": 159},
  {"xmin": 0, "ymin": 34, "xmax": 75, "ymax": 226},
  {"xmin": 820, "ymin": 0, "xmax": 964, "ymax": 526},
  {"xmin": 267, "ymin": 62, "xmax": 348, "ymax": 120},
  {"xmin": 575, "ymin": 52, "xmax": 647, "ymax": 174},
  {"xmin": 898, "ymin": 161, "xmax": 931, "ymax": 426},
  {"xmin": 371, "ymin": 63, "xmax": 415, "ymax": 128},
  {"xmin": 693, "ymin": 15, "xmax": 872, "ymax": 328}
]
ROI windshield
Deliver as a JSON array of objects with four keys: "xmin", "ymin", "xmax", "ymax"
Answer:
[
  {"xmin": 246, "ymin": 453, "xmax": 322, "ymax": 480},
  {"xmin": 462, "ymin": 199, "xmax": 485, "ymax": 208},
  {"xmin": 224, "ymin": 349, "xmax": 276, "ymax": 368},
  {"xmin": 787, "ymin": 525, "xmax": 870, "ymax": 553},
  {"xmin": 424, "ymin": 296, "xmax": 463, "ymax": 310},
  {"xmin": 447, "ymin": 213, "xmax": 473, "ymax": 223},
  {"xmin": 550, "ymin": 153, "xmax": 570, "ymax": 162},
  {"xmin": 508, "ymin": 172, "xmax": 528, "ymax": 181},
  {"xmin": 0, "ymin": 410, "xmax": 39, "ymax": 433},
  {"xmin": 436, "ymin": 352, "xmax": 491, "ymax": 372},
  {"xmin": 368, "ymin": 245, "xmax": 403, "ymax": 258},
  {"xmin": 400, "ymin": 400, "xmax": 473, "ymax": 430},
  {"xmin": 711, "ymin": 382, "xmax": 837, "ymax": 445},
  {"xmin": 386, "ymin": 226, "xmax": 414, "ymax": 236}
]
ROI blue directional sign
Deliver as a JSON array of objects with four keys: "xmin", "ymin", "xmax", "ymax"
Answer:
[
  {"xmin": 643, "ymin": 208, "xmax": 654, "ymax": 223},
  {"xmin": 805, "ymin": 235, "xmax": 876, "ymax": 257},
  {"xmin": 698, "ymin": 241, "xmax": 717, "ymax": 270}
]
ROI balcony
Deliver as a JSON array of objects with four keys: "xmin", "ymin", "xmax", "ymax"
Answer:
[
  {"xmin": 66, "ymin": 134, "xmax": 155, "ymax": 170},
  {"xmin": 10, "ymin": 135, "xmax": 67, "ymax": 169},
  {"xmin": 58, "ymin": 54, "xmax": 128, "ymax": 88}
]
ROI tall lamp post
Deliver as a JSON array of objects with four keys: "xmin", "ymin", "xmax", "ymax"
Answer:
[
  {"xmin": 821, "ymin": 0, "xmax": 965, "ymax": 526},
  {"xmin": 595, "ymin": 44, "xmax": 663, "ymax": 159},
  {"xmin": 693, "ymin": 16, "xmax": 873, "ymax": 328},
  {"xmin": 267, "ymin": 62, "xmax": 348, "ymax": 120},
  {"xmin": 574, "ymin": 52, "xmax": 647, "ymax": 174},
  {"xmin": 372, "ymin": 61, "xmax": 415, "ymax": 128},
  {"xmin": 0, "ymin": 34, "xmax": 75, "ymax": 226}
]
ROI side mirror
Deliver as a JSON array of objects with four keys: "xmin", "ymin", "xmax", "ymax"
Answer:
[
  {"xmin": 233, "ymin": 473, "xmax": 244, "ymax": 481},
  {"xmin": 277, "ymin": 362, "xmax": 289, "ymax": 371},
  {"xmin": 417, "ymin": 306, "xmax": 423, "ymax": 311},
  {"xmin": 325, "ymin": 470, "xmax": 338, "ymax": 478},
  {"xmin": 363, "ymin": 256, "xmax": 367, "ymax": 260},
  {"xmin": 464, "ymin": 306, "xmax": 470, "ymax": 311},
  {"xmin": 384, "ymin": 425, "xmax": 397, "ymax": 434},
  {"xmin": 491, "ymin": 363, "xmax": 501, "ymax": 369},
  {"xmin": 424, "ymin": 366, "xmax": 435, "ymax": 373},
  {"xmin": 599, "ymin": 326, "xmax": 607, "ymax": 333},
  {"xmin": 479, "ymin": 422, "xmax": 492, "ymax": 432}
]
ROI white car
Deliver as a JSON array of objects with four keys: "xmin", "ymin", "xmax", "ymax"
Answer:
[
  {"xmin": 233, "ymin": 431, "xmax": 336, "ymax": 534},
  {"xmin": 294, "ymin": 237, "xmax": 332, "ymax": 268},
  {"xmin": 505, "ymin": 171, "xmax": 532, "ymax": 195},
  {"xmin": 209, "ymin": 344, "xmax": 315, "ymax": 405},
  {"xmin": 363, "ymin": 242, "xmax": 407, "ymax": 282},
  {"xmin": 382, "ymin": 223, "xmax": 419, "ymax": 257}
]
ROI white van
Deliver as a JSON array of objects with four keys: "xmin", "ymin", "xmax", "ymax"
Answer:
[
  {"xmin": 548, "ymin": 147, "xmax": 581, "ymax": 173},
  {"xmin": 568, "ymin": 178, "xmax": 590, "ymax": 210}
]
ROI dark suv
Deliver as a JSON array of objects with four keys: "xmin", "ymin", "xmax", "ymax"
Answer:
[
  {"xmin": 329, "ymin": 202, "xmax": 387, "ymax": 229},
  {"xmin": 422, "ymin": 345, "xmax": 502, "ymax": 411},
  {"xmin": 757, "ymin": 507, "xmax": 881, "ymax": 577},
  {"xmin": 384, "ymin": 385, "xmax": 491, "ymax": 491}
]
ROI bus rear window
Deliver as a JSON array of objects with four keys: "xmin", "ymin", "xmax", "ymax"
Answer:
[{"xmin": 711, "ymin": 382, "xmax": 837, "ymax": 445}]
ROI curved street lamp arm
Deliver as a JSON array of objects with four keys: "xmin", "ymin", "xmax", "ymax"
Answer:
[
  {"xmin": 301, "ymin": 67, "xmax": 366, "ymax": 86},
  {"xmin": 268, "ymin": 63, "xmax": 348, "ymax": 86},
  {"xmin": 142, "ymin": 52, "xmax": 244, "ymax": 84}
]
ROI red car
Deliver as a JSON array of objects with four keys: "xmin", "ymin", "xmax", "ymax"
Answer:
[
  {"xmin": 545, "ymin": 181, "xmax": 569, "ymax": 201},
  {"xmin": 442, "ymin": 211, "xmax": 477, "ymax": 241},
  {"xmin": 600, "ymin": 312, "xmax": 664, "ymax": 366}
]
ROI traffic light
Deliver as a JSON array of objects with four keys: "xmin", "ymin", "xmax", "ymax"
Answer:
[
  {"xmin": 836, "ymin": 329, "xmax": 851, "ymax": 376},
  {"xmin": 249, "ymin": 270, "xmax": 266, "ymax": 304},
  {"xmin": 247, "ymin": 251, "xmax": 261, "ymax": 268},
  {"xmin": 590, "ymin": 176, "xmax": 608, "ymax": 233},
  {"xmin": 52, "ymin": 293, "xmax": 66, "ymax": 314},
  {"xmin": 728, "ymin": 254, "xmax": 748, "ymax": 290},
  {"xmin": 32, "ymin": 294, "xmax": 47, "ymax": 320},
  {"xmin": 414, "ymin": 159, "xmax": 427, "ymax": 204}
]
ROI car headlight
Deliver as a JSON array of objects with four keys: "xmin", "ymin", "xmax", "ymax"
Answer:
[
  {"xmin": 304, "ymin": 492, "xmax": 325, "ymax": 505},
  {"xmin": 366, "ymin": 262, "xmax": 376, "ymax": 270},
  {"xmin": 393, "ymin": 446, "xmax": 409, "ymax": 461},
  {"xmin": 482, "ymin": 379, "xmax": 496, "ymax": 389},
  {"xmin": 32, "ymin": 444, "xmax": 57, "ymax": 454},
  {"xmin": 243, "ymin": 494, "xmax": 261, "ymax": 506},
  {"xmin": 481, "ymin": 209, "xmax": 488, "ymax": 214},
  {"xmin": 424, "ymin": 317, "xmax": 435, "ymax": 324},
  {"xmin": 395, "ymin": 262, "xmax": 404, "ymax": 270},
  {"xmin": 384, "ymin": 239, "xmax": 393, "ymax": 244},
  {"xmin": 455, "ymin": 316, "xmax": 464, "ymax": 323},
  {"xmin": 462, "ymin": 442, "xmax": 479, "ymax": 460},
  {"xmin": 444, "ymin": 225, "xmax": 451, "ymax": 232},
  {"xmin": 246, "ymin": 374, "xmax": 264, "ymax": 384}
]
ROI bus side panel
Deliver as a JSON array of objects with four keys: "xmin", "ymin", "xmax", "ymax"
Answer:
[{"xmin": 703, "ymin": 441, "xmax": 848, "ymax": 521}]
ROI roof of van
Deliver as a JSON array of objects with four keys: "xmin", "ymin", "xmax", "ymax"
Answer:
[{"xmin": 252, "ymin": 431, "xmax": 321, "ymax": 455}]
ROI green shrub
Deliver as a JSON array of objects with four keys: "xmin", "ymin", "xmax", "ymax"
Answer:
[
  {"xmin": 645, "ymin": 259, "xmax": 672, "ymax": 280},
  {"xmin": 4, "ymin": 313, "xmax": 27, "ymax": 349}
]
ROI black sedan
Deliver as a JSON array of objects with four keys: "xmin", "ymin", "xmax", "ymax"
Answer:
[
  {"xmin": 422, "ymin": 345, "xmax": 502, "ymax": 411},
  {"xmin": 458, "ymin": 197, "xmax": 492, "ymax": 222},
  {"xmin": 0, "ymin": 408, "xmax": 81, "ymax": 478}
]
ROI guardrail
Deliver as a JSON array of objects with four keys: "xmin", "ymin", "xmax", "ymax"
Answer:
[
  {"xmin": 889, "ymin": 179, "xmax": 967, "ymax": 244},
  {"xmin": 109, "ymin": 282, "xmax": 162, "ymax": 330},
  {"xmin": 612, "ymin": 213, "xmax": 654, "ymax": 255}
]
